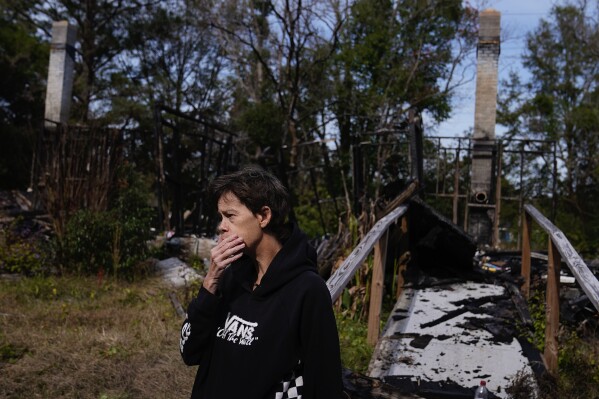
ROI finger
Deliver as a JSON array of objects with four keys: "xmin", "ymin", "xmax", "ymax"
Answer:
[
  {"xmin": 215, "ymin": 245, "xmax": 245, "ymax": 270},
  {"xmin": 224, "ymin": 241, "xmax": 245, "ymax": 257},
  {"xmin": 217, "ymin": 234, "xmax": 239, "ymax": 247},
  {"xmin": 213, "ymin": 236, "xmax": 240, "ymax": 256},
  {"xmin": 218, "ymin": 244, "xmax": 245, "ymax": 267},
  {"xmin": 214, "ymin": 237, "xmax": 244, "ymax": 258},
  {"xmin": 225, "ymin": 251, "xmax": 243, "ymax": 267},
  {"xmin": 211, "ymin": 236, "xmax": 235, "ymax": 256}
]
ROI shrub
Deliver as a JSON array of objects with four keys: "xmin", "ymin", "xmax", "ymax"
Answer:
[
  {"xmin": 60, "ymin": 166, "xmax": 154, "ymax": 279},
  {"xmin": 0, "ymin": 217, "xmax": 51, "ymax": 275},
  {"xmin": 61, "ymin": 210, "xmax": 114, "ymax": 275}
]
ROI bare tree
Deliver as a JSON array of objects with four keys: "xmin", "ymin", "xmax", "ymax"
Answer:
[{"xmin": 211, "ymin": 0, "xmax": 344, "ymax": 167}]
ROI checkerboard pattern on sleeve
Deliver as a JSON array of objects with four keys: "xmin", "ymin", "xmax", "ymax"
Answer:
[{"xmin": 274, "ymin": 362, "xmax": 303, "ymax": 399}]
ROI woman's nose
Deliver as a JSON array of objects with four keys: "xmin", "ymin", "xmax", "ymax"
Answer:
[{"xmin": 218, "ymin": 220, "xmax": 229, "ymax": 234}]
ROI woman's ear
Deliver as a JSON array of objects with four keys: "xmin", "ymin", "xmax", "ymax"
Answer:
[{"xmin": 257, "ymin": 206, "xmax": 272, "ymax": 228}]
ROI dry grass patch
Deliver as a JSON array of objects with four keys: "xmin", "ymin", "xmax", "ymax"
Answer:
[{"xmin": 0, "ymin": 275, "xmax": 196, "ymax": 399}]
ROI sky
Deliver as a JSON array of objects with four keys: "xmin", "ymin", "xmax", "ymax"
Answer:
[{"xmin": 432, "ymin": 0, "xmax": 560, "ymax": 137}]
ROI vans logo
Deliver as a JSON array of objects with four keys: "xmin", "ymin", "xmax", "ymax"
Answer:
[
  {"xmin": 180, "ymin": 320, "xmax": 191, "ymax": 353},
  {"xmin": 216, "ymin": 313, "xmax": 259, "ymax": 346}
]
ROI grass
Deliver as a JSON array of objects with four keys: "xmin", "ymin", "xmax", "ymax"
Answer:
[
  {"xmin": 4, "ymin": 273, "xmax": 598, "ymax": 398},
  {"xmin": 0, "ymin": 275, "xmax": 196, "ymax": 399},
  {"xmin": 0, "ymin": 273, "xmax": 378, "ymax": 398}
]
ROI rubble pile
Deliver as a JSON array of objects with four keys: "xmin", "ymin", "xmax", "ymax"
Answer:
[{"xmin": 474, "ymin": 250, "xmax": 599, "ymax": 337}]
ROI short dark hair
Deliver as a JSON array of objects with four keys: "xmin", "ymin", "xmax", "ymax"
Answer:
[{"xmin": 209, "ymin": 165, "xmax": 291, "ymax": 239}]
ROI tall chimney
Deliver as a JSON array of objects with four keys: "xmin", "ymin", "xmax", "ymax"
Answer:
[
  {"xmin": 44, "ymin": 21, "xmax": 77, "ymax": 127},
  {"xmin": 468, "ymin": 9, "xmax": 500, "ymax": 246}
]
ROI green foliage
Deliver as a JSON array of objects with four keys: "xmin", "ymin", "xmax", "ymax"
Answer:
[
  {"xmin": 6, "ymin": 275, "xmax": 117, "ymax": 304},
  {"xmin": 0, "ymin": 218, "xmax": 52, "ymax": 275},
  {"xmin": 527, "ymin": 288, "xmax": 546, "ymax": 352},
  {"xmin": 328, "ymin": 0, "xmax": 478, "ymax": 212},
  {"xmin": 335, "ymin": 311, "xmax": 373, "ymax": 373},
  {"xmin": 295, "ymin": 203, "xmax": 327, "ymax": 238},
  {"xmin": 524, "ymin": 289, "xmax": 599, "ymax": 398},
  {"xmin": 186, "ymin": 255, "xmax": 207, "ymax": 274},
  {"xmin": 60, "ymin": 167, "xmax": 153, "ymax": 279},
  {"xmin": 498, "ymin": 3, "xmax": 599, "ymax": 256},
  {"xmin": 294, "ymin": 197, "xmax": 342, "ymax": 239},
  {"xmin": 235, "ymin": 101, "xmax": 284, "ymax": 151},
  {"xmin": 0, "ymin": 5, "xmax": 48, "ymax": 126},
  {"xmin": 555, "ymin": 186, "xmax": 599, "ymax": 258},
  {"xmin": 61, "ymin": 210, "xmax": 113, "ymax": 275},
  {"xmin": 0, "ymin": 240, "xmax": 46, "ymax": 276},
  {"xmin": 557, "ymin": 332, "xmax": 599, "ymax": 397},
  {"xmin": 12, "ymin": 276, "xmax": 62, "ymax": 300},
  {"xmin": 0, "ymin": 4, "xmax": 48, "ymax": 189},
  {"xmin": 0, "ymin": 337, "xmax": 27, "ymax": 364},
  {"xmin": 122, "ymin": 1, "xmax": 227, "ymax": 122},
  {"xmin": 333, "ymin": 0, "xmax": 477, "ymax": 153}
]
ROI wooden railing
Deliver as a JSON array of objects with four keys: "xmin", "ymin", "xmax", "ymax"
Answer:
[
  {"xmin": 521, "ymin": 204, "xmax": 599, "ymax": 375},
  {"xmin": 327, "ymin": 204, "xmax": 409, "ymax": 345}
]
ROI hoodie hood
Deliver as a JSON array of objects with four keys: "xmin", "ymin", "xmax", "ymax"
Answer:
[{"xmin": 231, "ymin": 223, "xmax": 317, "ymax": 297}]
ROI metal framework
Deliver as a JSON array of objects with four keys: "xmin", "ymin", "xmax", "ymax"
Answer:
[{"xmin": 424, "ymin": 135, "xmax": 557, "ymax": 248}]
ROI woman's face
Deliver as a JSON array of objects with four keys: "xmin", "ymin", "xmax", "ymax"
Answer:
[{"xmin": 217, "ymin": 192, "xmax": 266, "ymax": 253}]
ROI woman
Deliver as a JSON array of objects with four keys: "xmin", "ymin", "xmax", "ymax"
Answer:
[{"xmin": 180, "ymin": 165, "xmax": 343, "ymax": 399}]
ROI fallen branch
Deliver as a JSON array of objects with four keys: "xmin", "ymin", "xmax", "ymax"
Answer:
[{"xmin": 168, "ymin": 291, "xmax": 186, "ymax": 318}]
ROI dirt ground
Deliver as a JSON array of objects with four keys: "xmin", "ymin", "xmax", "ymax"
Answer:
[{"xmin": 0, "ymin": 275, "xmax": 198, "ymax": 399}]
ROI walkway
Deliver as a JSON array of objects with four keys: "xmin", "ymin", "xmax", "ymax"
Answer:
[{"xmin": 368, "ymin": 280, "xmax": 540, "ymax": 398}]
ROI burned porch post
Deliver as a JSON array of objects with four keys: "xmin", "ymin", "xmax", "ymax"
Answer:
[
  {"xmin": 467, "ymin": 9, "xmax": 500, "ymax": 247},
  {"xmin": 44, "ymin": 20, "xmax": 77, "ymax": 127}
]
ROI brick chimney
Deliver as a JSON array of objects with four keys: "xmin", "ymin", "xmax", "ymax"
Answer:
[{"xmin": 468, "ymin": 9, "xmax": 500, "ymax": 246}]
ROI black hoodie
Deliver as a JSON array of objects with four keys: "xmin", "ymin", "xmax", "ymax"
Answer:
[{"xmin": 180, "ymin": 224, "xmax": 343, "ymax": 399}]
